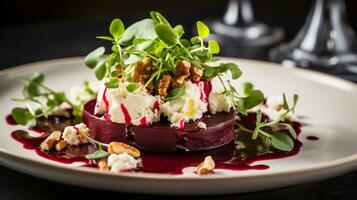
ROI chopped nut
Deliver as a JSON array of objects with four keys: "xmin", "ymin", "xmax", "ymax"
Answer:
[
  {"xmin": 190, "ymin": 66, "xmax": 203, "ymax": 83},
  {"xmin": 40, "ymin": 131, "xmax": 62, "ymax": 151},
  {"xmin": 196, "ymin": 155, "xmax": 215, "ymax": 175},
  {"xmin": 174, "ymin": 60, "xmax": 191, "ymax": 85},
  {"xmin": 158, "ymin": 74, "xmax": 172, "ymax": 96},
  {"xmin": 98, "ymin": 160, "xmax": 110, "ymax": 171},
  {"xmin": 108, "ymin": 142, "xmax": 141, "ymax": 158},
  {"xmin": 133, "ymin": 57, "xmax": 155, "ymax": 83},
  {"xmin": 55, "ymin": 140, "xmax": 67, "ymax": 151}
]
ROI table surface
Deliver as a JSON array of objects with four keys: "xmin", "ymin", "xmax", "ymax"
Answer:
[{"xmin": 1, "ymin": 20, "xmax": 357, "ymax": 200}]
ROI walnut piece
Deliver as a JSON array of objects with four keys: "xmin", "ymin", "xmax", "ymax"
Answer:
[
  {"xmin": 40, "ymin": 131, "xmax": 62, "ymax": 151},
  {"xmin": 158, "ymin": 74, "xmax": 172, "ymax": 97},
  {"xmin": 174, "ymin": 60, "xmax": 191, "ymax": 85},
  {"xmin": 196, "ymin": 155, "xmax": 215, "ymax": 175},
  {"xmin": 55, "ymin": 140, "xmax": 67, "ymax": 151},
  {"xmin": 108, "ymin": 142, "xmax": 141, "ymax": 158},
  {"xmin": 98, "ymin": 160, "xmax": 110, "ymax": 171},
  {"xmin": 190, "ymin": 66, "xmax": 203, "ymax": 83},
  {"xmin": 133, "ymin": 57, "xmax": 155, "ymax": 83}
]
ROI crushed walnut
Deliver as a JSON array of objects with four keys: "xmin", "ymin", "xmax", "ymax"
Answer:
[
  {"xmin": 190, "ymin": 66, "xmax": 203, "ymax": 83},
  {"xmin": 158, "ymin": 74, "xmax": 172, "ymax": 97},
  {"xmin": 40, "ymin": 131, "xmax": 62, "ymax": 151},
  {"xmin": 55, "ymin": 140, "xmax": 67, "ymax": 151},
  {"xmin": 108, "ymin": 142, "xmax": 141, "ymax": 158},
  {"xmin": 98, "ymin": 160, "xmax": 110, "ymax": 171},
  {"xmin": 196, "ymin": 155, "xmax": 215, "ymax": 175},
  {"xmin": 133, "ymin": 57, "xmax": 155, "ymax": 83},
  {"xmin": 174, "ymin": 60, "xmax": 191, "ymax": 86}
]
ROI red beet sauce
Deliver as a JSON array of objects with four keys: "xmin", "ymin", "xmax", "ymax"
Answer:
[
  {"xmin": 306, "ymin": 136, "xmax": 319, "ymax": 141},
  {"xmin": 6, "ymin": 114, "xmax": 17, "ymax": 125},
  {"xmin": 7, "ymin": 111, "xmax": 303, "ymax": 174}
]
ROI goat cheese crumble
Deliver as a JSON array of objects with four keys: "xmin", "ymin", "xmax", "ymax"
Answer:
[
  {"xmin": 107, "ymin": 153, "xmax": 140, "ymax": 172},
  {"xmin": 62, "ymin": 123, "xmax": 89, "ymax": 146},
  {"xmin": 161, "ymin": 81, "xmax": 207, "ymax": 128},
  {"xmin": 254, "ymin": 94, "xmax": 297, "ymax": 122},
  {"xmin": 208, "ymin": 92, "xmax": 234, "ymax": 114},
  {"xmin": 95, "ymin": 81, "xmax": 160, "ymax": 126}
]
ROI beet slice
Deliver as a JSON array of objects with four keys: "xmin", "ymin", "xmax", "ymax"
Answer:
[
  {"xmin": 83, "ymin": 101, "xmax": 127, "ymax": 143},
  {"xmin": 83, "ymin": 100, "xmax": 235, "ymax": 152}
]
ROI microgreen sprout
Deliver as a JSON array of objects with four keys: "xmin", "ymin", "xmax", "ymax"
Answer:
[
  {"xmin": 11, "ymin": 73, "xmax": 83, "ymax": 126},
  {"xmin": 236, "ymin": 94, "xmax": 299, "ymax": 152}
]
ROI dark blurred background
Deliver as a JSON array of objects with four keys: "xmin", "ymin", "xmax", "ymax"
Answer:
[{"xmin": 0, "ymin": 0, "xmax": 357, "ymax": 68}]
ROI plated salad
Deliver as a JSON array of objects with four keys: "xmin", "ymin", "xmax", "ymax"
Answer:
[{"xmin": 9, "ymin": 12, "xmax": 301, "ymax": 175}]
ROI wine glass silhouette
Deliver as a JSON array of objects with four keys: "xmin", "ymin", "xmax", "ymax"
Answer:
[
  {"xmin": 270, "ymin": 0, "xmax": 357, "ymax": 76},
  {"xmin": 204, "ymin": 0, "xmax": 284, "ymax": 59}
]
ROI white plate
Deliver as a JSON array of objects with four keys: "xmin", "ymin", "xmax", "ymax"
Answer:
[{"xmin": 0, "ymin": 57, "xmax": 357, "ymax": 195}]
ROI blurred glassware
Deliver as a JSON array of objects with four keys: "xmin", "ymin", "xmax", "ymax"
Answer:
[
  {"xmin": 270, "ymin": 0, "xmax": 357, "ymax": 78},
  {"xmin": 204, "ymin": 0, "xmax": 284, "ymax": 60}
]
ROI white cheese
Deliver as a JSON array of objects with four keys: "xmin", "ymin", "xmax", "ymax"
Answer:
[
  {"xmin": 161, "ymin": 81, "xmax": 208, "ymax": 128},
  {"xmin": 259, "ymin": 94, "xmax": 297, "ymax": 122},
  {"xmin": 107, "ymin": 153, "xmax": 140, "ymax": 173},
  {"xmin": 62, "ymin": 123, "xmax": 89, "ymax": 146},
  {"xmin": 197, "ymin": 121, "xmax": 207, "ymax": 129},
  {"xmin": 95, "ymin": 81, "xmax": 160, "ymax": 126},
  {"xmin": 208, "ymin": 92, "xmax": 234, "ymax": 114}
]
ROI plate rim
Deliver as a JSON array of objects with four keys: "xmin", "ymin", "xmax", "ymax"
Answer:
[{"xmin": 1, "ymin": 56, "xmax": 357, "ymax": 181}]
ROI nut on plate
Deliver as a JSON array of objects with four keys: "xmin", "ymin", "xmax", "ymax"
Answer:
[
  {"xmin": 55, "ymin": 140, "xmax": 67, "ymax": 151},
  {"xmin": 133, "ymin": 57, "xmax": 155, "ymax": 83},
  {"xmin": 196, "ymin": 155, "xmax": 215, "ymax": 175},
  {"xmin": 98, "ymin": 160, "xmax": 110, "ymax": 171},
  {"xmin": 108, "ymin": 142, "xmax": 141, "ymax": 158},
  {"xmin": 158, "ymin": 74, "xmax": 172, "ymax": 97},
  {"xmin": 40, "ymin": 131, "xmax": 62, "ymax": 151},
  {"xmin": 174, "ymin": 60, "xmax": 191, "ymax": 85}
]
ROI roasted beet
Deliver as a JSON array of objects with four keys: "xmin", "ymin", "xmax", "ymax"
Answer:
[{"xmin": 83, "ymin": 100, "xmax": 235, "ymax": 152}]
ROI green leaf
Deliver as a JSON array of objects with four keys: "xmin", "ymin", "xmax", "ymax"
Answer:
[
  {"xmin": 174, "ymin": 25, "xmax": 185, "ymax": 37},
  {"xmin": 84, "ymin": 47, "xmax": 105, "ymax": 69},
  {"xmin": 105, "ymin": 78, "xmax": 119, "ymax": 88},
  {"xmin": 180, "ymin": 39, "xmax": 191, "ymax": 48},
  {"xmin": 256, "ymin": 109, "xmax": 262, "ymax": 126},
  {"xmin": 235, "ymin": 100, "xmax": 247, "ymax": 115},
  {"xmin": 282, "ymin": 93, "xmax": 289, "ymax": 110},
  {"xmin": 155, "ymin": 24, "xmax": 178, "ymax": 46},
  {"xmin": 94, "ymin": 63, "xmax": 107, "ymax": 80},
  {"xmin": 242, "ymin": 82, "xmax": 253, "ymax": 96},
  {"xmin": 125, "ymin": 54, "xmax": 145, "ymax": 65},
  {"xmin": 11, "ymin": 107, "xmax": 35, "ymax": 126},
  {"xmin": 252, "ymin": 128, "xmax": 260, "ymax": 140},
  {"xmin": 271, "ymin": 132, "xmax": 294, "ymax": 152},
  {"xmin": 287, "ymin": 124, "xmax": 297, "ymax": 139},
  {"xmin": 109, "ymin": 19, "xmax": 125, "ymax": 40},
  {"xmin": 208, "ymin": 40, "xmax": 220, "ymax": 54},
  {"xmin": 202, "ymin": 66, "xmax": 216, "ymax": 79},
  {"xmin": 30, "ymin": 72, "xmax": 45, "ymax": 84},
  {"xmin": 190, "ymin": 36, "xmax": 200, "ymax": 44},
  {"xmin": 24, "ymin": 72, "xmax": 45, "ymax": 98},
  {"xmin": 242, "ymin": 90, "xmax": 264, "ymax": 110},
  {"xmin": 150, "ymin": 11, "xmax": 170, "ymax": 25},
  {"xmin": 126, "ymin": 83, "xmax": 138, "ymax": 92},
  {"xmin": 224, "ymin": 63, "xmax": 242, "ymax": 80},
  {"xmin": 166, "ymin": 87, "xmax": 185, "ymax": 101},
  {"xmin": 196, "ymin": 21, "xmax": 210, "ymax": 38},
  {"xmin": 85, "ymin": 149, "xmax": 109, "ymax": 160},
  {"xmin": 96, "ymin": 36, "xmax": 114, "ymax": 41},
  {"xmin": 119, "ymin": 19, "xmax": 157, "ymax": 46},
  {"xmin": 292, "ymin": 94, "xmax": 299, "ymax": 111}
]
